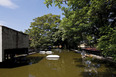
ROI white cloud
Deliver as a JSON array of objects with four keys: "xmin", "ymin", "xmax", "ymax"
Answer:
[{"xmin": 0, "ymin": 0, "xmax": 18, "ymax": 9}]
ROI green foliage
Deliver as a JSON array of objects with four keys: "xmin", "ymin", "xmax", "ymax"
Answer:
[
  {"xmin": 98, "ymin": 28, "xmax": 116, "ymax": 60},
  {"xmin": 25, "ymin": 14, "xmax": 61, "ymax": 49},
  {"xmin": 44, "ymin": 0, "xmax": 116, "ymax": 60}
]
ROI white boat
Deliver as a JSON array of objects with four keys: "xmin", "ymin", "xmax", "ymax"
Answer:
[
  {"xmin": 46, "ymin": 51, "xmax": 53, "ymax": 54},
  {"xmin": 46, "ymin": 55, "xmax": 60, "ymax": 60},
  {"xmin": 39, "ymin": 51, "xmax": 46, "ymax": 54}
]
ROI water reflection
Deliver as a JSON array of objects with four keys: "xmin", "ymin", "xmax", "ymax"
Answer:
[
  {"xmin": 0, "ymin": 50, "xmax": 116, "ymax": 77},
  {"xmin": 80, "ymin": 51, "xmax": 116, "ymax": 77},
  {"xmin": 81, "ymin": 55, "xmax": 100, "ymax": 75},
  {"xmin": 29, "ymin": 74, "xmax": 35, "ymax": 77},
  {"xmin": 0, "ymin": 56, "xmax": 43, "ymax": 68},
  {"xmin": 45, "ymin": 59, "xmax": 62, "ymax": 72},
  {"xmin": 53, "ymin": 49, "xmax": 62, "ymax": 53}
]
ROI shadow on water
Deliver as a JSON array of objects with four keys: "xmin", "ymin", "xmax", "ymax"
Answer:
[
  {"xmin": 0, "ymin": 56, "xmax": 44, "ymax": 68},
  {"xmin": 73, "ymin": 58, "xmax": 86, "ymax": 68},
  {"xmin": 80, "ymin": 71, "xmax": 116, "ymax": 77},
  {"xmin": 73, "ymin": 58, "xmax": 82, "ymax": 62},
  {"xmin": 76, "ymin": 64, "xmax": 85, "ymax": 67},
  {"xmin": 73, "ymin": 57, "xmax": 116, "ymax": 77},
  {"xmin": 92, "ymin": 58, "xmax": 116, "ymax": 68}
]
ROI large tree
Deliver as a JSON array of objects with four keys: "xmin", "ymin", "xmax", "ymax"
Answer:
[
  {"xmin": 44, "ymin": 0, "xmax": 116, "ymax": 60},
  {"xmin": 25, "ymin": 14, "xmax": 61, "ymax": 50}
]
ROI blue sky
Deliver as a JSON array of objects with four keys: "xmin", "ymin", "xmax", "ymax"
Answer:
[{"xmin": 0, "ymin": 0, "xmax": 64, "ymax": 32}]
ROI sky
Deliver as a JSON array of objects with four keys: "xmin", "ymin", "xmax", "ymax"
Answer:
[{"xmin": 0, "ymin": 0, "xmax": 64, "ymax": 32}]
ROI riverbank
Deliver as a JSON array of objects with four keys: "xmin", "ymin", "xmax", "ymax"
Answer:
[
  {"xmin": 73, "ymin": 49, "xmax": 114, "ymax": 63},
  {"xmin": 15, "ymin": 52, "xmax": 37, "ymax": 57}
]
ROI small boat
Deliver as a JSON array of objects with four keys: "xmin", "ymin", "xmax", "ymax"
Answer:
[
  {"xmin": 46, "ymin": 55, "xmax": 60, "ymax": 60},
  {"xmin": 46, "ymin": 51, "xmax": 53, "ymax": 54},
  {"xmin": 39, "ymin": 51, "xmax": 46, "ymax": 54}
]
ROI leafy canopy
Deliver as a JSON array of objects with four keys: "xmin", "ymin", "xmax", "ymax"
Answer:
[
  {"xmin": 44, "ymin": 0, "xmax": 116, "ymax": 60},
  {"xmin": 25, "ymin": 13, "xmax": 61, "ymax": 49}
]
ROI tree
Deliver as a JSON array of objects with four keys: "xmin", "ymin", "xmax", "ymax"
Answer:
[
  {"xmin": 44, "ymin": 0, "xmax": 116, "ymax": 60},
  {"xmin": 25, "ymin": 14, "xmax": 61, "ymax": 50}
]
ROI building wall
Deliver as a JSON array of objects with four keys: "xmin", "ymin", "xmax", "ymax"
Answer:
[
  {"xmin": 17, "ymin": 33, "xmax": 29, "ymax": 48},
  {"xmin": 2, "ymin": 26, "xmax": 17, "ymax": 50},
  {"xmin": 0, "ymin": 26, "xmax": 2, "ymax": 62},
  {"xmin": 1, "ymin": 26, "xmax": 29, "ymax": 62}
]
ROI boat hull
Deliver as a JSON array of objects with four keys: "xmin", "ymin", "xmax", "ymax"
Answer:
[{"xmin": 46, "ymin": 55, "xmax": 60, "ymax": 60}]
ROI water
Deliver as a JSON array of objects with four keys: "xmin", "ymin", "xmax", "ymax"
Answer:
[{"xmin": 0, "ymin": 49, "xmax": 116, "ymax": 77}]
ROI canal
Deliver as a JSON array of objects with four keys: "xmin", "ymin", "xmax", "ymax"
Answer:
[{"xmin": 0, "ymin": 49, "xmax": 116, "ymax": 77}]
